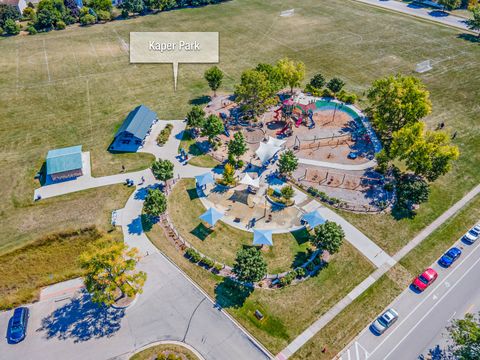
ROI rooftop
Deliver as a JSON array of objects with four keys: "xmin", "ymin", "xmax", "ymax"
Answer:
[{"xmin": 46, "ymin": 145, "xmax": 83, "ymax": 175}]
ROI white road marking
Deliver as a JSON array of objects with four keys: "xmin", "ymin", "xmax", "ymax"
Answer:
[
  {"xmin": 383, "ymin": 253, "xmax": 480, "ymax": 359},
  {"xmin": 367, "ymin": 240, "xmax": 480, "ymax": 358},
  {"xmin": 42, "ymin": 39, "xmax": 51, "ymax": 82},
  {"xmin": 444, "ymin": 281, "xmax": 450, "ymax": 288},
  {"xmin": 432, "ymin": 294, "xmax": 438, "ymax": 300}
]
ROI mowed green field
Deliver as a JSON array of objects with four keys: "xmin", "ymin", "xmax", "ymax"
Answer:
[{"xmin": 0, "ymin": 0, "xmax": 479, "ymax": 254}]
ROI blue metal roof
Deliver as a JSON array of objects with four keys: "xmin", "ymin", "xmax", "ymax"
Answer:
[
  {"xmin": 253, "ymin": 229, "xmax": 273, "ymax": 246},
  {"xmin": 46, "ymin": 145, "xmax": 82, "ymax": 175},
  {"xmin": 115, "ymin": 105, "xmax": 157, "ymax": 140},
  {"xmin": 199, "ymin": 207, "xmax": 224, "ymax": 227},
  {"xmin": 195, "ymin": 172, "xmax": 215, "ymax": 186}
]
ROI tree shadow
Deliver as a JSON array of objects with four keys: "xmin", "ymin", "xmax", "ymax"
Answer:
[
  {"xmin": 128, "ymin": 215, "xmax": 143, "ymax": 235},
  {"xmin": 190, "ymin": 223, "xmax": 213, "ymax": 241},
  {"xmin": 37, "ymin": 291, "xmax": 125, "ymax": 343},
  {"xmin": 141, "ymin": 214, "xmax": 157, "ymax": 232},
  {"xmin": 391, "ymin": 205, "xmax": 416, "ymax": 220},
  {"xmin": 457, "ymin": 33, "xmax": 480, "ymax": 43},
  {"xmin": 189, "ymin": 95, "xmax": 211, "ymax": 106},
  {"xmin": 292, "ymin": 250, "xmax": 311, "ymax": 269},
  {"xmin": 214, "ymin": 278, "xmax": 253, "ymax": 309},
  {"xmin": 36, "ymin": 162, "xmax": 47, "ymax": 186},
  {"xmin": 134, "ymin": 184, "xmax": 162, "ymax": 200},
  {"xmin": 187, "ymin": 187, "xmax": 200, "ymax": 200}
]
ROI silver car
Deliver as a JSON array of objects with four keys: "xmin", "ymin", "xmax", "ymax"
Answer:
[
  {"xmin": 464, "ymin": 225, "xmax": 480, "ymax": 243},
  {"xmin": 371, "ymin": 308, "xmax": 399, "ymax": 335}
]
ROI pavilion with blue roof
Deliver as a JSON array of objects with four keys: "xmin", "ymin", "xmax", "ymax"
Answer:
[
  {"xmin": 195, "ymin": 172, "xmax": 215, "ymax": 188},
  {"xmin": 253, "ymin": 229, "xmax": 273, "ymax": 247},
  {"xmin": 109, "ymin": 105, "xmax": 157, "ymax": 152},
  {"xmin": 46, "ymin": 145, "xmax": 83, "ymax": 182}
]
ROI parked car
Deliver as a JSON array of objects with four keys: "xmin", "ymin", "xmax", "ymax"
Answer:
[
  {"xmin": 7, "ymin": 307, "xmax": 29, "ymax": 344},
  {"xmin": 463, "ymin": 225, "xmax": 480, "ymax": 244},
  {"xmin": 439, "ymin": 247, "xmax": 462, "ymax": 267},
  {"xmin": 371, "ymin": 308, "xmax": 399, "ymax": 335},
  {"xmin": 412, "ymin": 268, "xmax": 438, "ymax": 292}
]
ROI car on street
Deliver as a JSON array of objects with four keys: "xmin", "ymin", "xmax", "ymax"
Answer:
[
  {"xmin": 7, "ymin": 307, "xmax": 29, "ymax": 344},
  {"xmin": 412, "ymin": 268, "xmax": 438, "ymax": 292},
  {"xmin": 439, "ymin": 247, "xmax": 462, "ymax": 267},
  {"xmin": 371, "ymin": 308, "xmax": 399, "ymax": 335},
  {"xmin": 463, "ymin": 225, "xmax": 480, "ymax": 243}
]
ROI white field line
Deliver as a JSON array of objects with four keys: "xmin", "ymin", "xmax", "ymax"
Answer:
[
  {"xmin": 42, "ymin": 39, "xmax": 51, "ymax": 82},
  {"xmin": 15, "ymin": 46, "xmax": 19, "ymax": 95},
  {"xmin": 89, "ymin": 39, "xmax": 103, "ymax": 68},
  {"xmin": 85, "ymin": 79, "xmax": 93, "ymax": 143},
  {"xmin": 69, "ymin": 41, "xmax": 81, "ymax": 77}
]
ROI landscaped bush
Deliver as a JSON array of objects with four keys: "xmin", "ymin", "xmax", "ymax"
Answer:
[
  {"xmin": 307, "ymin": 187, "xmax": 343, "ymax": 206},
  {"xmin": 200, "ymin": 256, "xmax": 215, "ymax": 268},
  {"xmin": 306, "ymin": 262, "xmax": 315, "ymax": 272},
  {"xmin": 55, "ymin": 20, "xmax": 66, "ymax": 29},
  {"xmin": 322, "ymin": 88, "xmax": 335, "ymax": 98},
  {"xmin": 295, "ymin": 267, "xmax": 306, "ymax": 278},
  {"xmin": 267, "ymin": 187, "xmax": 294, "ymax": 206},
  {"xmin": 157, "ymin": 123, "xmax": 173, "ymax": 146},
  {"xmin": 337, "ymin": 90, "xmax": 358, "ymax": 104},
  {"xmin": 213, "ymin": 263, "xmax": 223, "ymax": 272},
  {"xmin": 185, "ymin": 248, "xmax": 201, "ymax": 263},
  {"xmin": 96, "ymin": 9, "xmax": 111, "ymax": 21},
  {"xmin": 26, "ymin": 25, "xmax": 37, "ymax": 34}
]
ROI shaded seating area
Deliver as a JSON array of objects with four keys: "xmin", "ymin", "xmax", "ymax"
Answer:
[
  {"xmin": 301, "ymin": 209, "xmax": 326, "ymax": 229},
  {"xmin": 253, "ymin": 229, "xmax": 273, "ymax": 246}
]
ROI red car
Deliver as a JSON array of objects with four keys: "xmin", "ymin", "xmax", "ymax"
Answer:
[{"xmin": 412, "ymin": 268, "xmax": 438, "ymax": 291}]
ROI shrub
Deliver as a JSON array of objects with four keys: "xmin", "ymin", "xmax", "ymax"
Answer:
[
  {"xmin": 200, "ymin": 257, "xmax": 214, "ymax": 268},
  {"xmin": 79, "ymin": 13, "xmax": 96, "ymax": 25},
  {"xmin": 4, "ymin": 18, "xmax": 20, "ymax": 35},
  {"xmin": 237, "ymin": 159, "xmax": 244, "ymax": 168},
  {"xmin": 0, "ymin": 27, "xmax": 3, "ymax": 35},
  {"xmin": 306, "ymin": 262, "xmax": 315, "ymax": 272},
  {"xmin": 213, "ymin": 263, "xmax": 223, "ymax": 272},
  {"xmin": 295, "ymin": 267, "xmax": 306, "ymax": 278},
  {"xmin": 157, "ymin": 123, "xmax": 173, "ymax": 146},
  {"xmin": 322, "ymin": 88, "xmax": 335, "ymax": 98},
  {"xmin": 313, "ymin": 255, "xmax": 322, "ymax": 266},
  {"xmin": 280, "ymin": 185, "xmax": 294, "ymax": 200},
  {"xmin": 55, "ymin": 20, "xmax": 66, "ymax": 29},
  {"xmin": 96, "ymin": 9, "xmax": 111, "ymax": 21},
  {"xmin": 185, "ymin": 248, "xmax": 201, "ymax": 263},
  {"xmin": 26, "ymin": 25, "xmax": 36, "ymax": 34}
]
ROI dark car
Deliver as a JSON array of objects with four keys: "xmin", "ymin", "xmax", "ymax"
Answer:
[
  {"xmin": 439, "ymin": 247, "xmax": 462, "ymax": 267},
  {"xmin": 7, "ymin": 307, "xmax": 29, "ymax": 343}
]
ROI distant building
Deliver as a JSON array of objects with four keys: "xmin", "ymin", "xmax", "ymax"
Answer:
[
  {"xmin": 109, "ymin": 105, "xmax": 157, "ymax": 152},
  {"xmin": 1, "ymin": 0, "xmax": 27, "ymax": 14},
  {"xmin": 46, "ymin": 145, "xmax": 83, "ymax": 182}
]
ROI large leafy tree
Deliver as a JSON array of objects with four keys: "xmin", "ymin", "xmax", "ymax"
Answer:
[
  {"xmin": 438, "ymin": 0, "xmax": 461, "ymax": 11},
  {"xmin": 234, "ymin": 69, "xmax": 276, "ymax": 119},
  {"xmin": 0, "ymin": 4, "xmax": 20, "ymax": 28},
  {"xmin": 312, "ymin": 221, "xmax": 345, "ymax": 255},
  {"xmin": 278, "ymin": 150, "xmax": 298, "ymax": 176},
  {"xmin": 446, "ymin": 312, "xmax": 480, "ymax": 359},
  {"xmin": 201, "ymin": 114, "xmax": 224, "ymax": 143},
  {"xmin": 367, "ymin": 74, "xmax": 432, "ymax": 146},
  {"xmin": 4, "ymin": 18, "xmax": 20, "ymax": 35},
  {"xmin": 151, "ymin": 159, "xmax": 174, "ymax": 184},
  {"xmin": 80, "ymin": 241, "xmax": 147, "ymax": 305},
  {"xmin": 143, "ymin": 188, "xmax": 167, "ymax": 216},
  {"xmin": 64, "ymin": 0, "xmax": 80, "ymax": 17},
  {"xmin": 327, "ymin": 77, "xmax": 345, "ymax": 94},
  {"xmin": 276, "ymin": 57, "xmax": 306, "ymax": 93},
  {"xmin": 232, "ymin": 247, "xmax": 267, "ymax": 283},
  {"xmin": 119, "ymin": 0, "xmax": 144, "ymax": 15},
  {"xmin": 466, "ymin": 6, "xmax": 480, "ymax": 36},
  {"xmin": 227, "ymin": 132, "xmax": 247, "ymax": 162},
  {"xmin": 390, "ymin": 122, "xmax": 460, "ymax": 182},
  {"xmin": 309, "ymin": 73, "xmax": 326, "ymax": 89},
  {"xmin": 186, "ymin": 105, "xmax": 205, "ymax": 129},
  {"xmin": 395, "ymin": 173, "xmax": 430, "ymax": 211},
  {"xmin": 255, "ymin": 63, "xmax": 283, "ymax": 92},
  {"xmin": 204, "ymin": 66, "xmax": 224, "ymax": 97}
]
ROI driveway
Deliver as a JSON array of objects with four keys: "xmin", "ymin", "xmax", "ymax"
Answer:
[{"xmin": 0, "ymin": 252, "xmax": 271, "ymax": 360}]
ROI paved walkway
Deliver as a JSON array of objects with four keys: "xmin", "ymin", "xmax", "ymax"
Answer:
[
  {"xmin": 354, "ymin": 0, "xmax": 474, "ymax": 32},
  {"xmin": 297, "ymin": 157, "xmax": 377, "ymax": 171},
  {"xmin": 277, "ymin": 184, "xmax": 480, "ymax": 359}
]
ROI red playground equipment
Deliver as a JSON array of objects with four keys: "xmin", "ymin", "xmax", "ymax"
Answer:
[
  {"xmin": 294, "ymin": 116, "xmax": 303, "ymax": 128},
  {"xmin": 274, "ymin": 106, "xmax": 283, "ymax": 120},
  {"xmin": 276, "ymin": 121, "xmax": 293, "ymax": 137}
]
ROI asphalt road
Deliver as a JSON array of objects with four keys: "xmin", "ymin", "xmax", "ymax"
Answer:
[
  {"xmin": 339, "ymin": 233, "xmax": 480, "ymax": 360},
  {"xmin": 0, "ymin": 252, "xmax": 271, "ymax": 360}
]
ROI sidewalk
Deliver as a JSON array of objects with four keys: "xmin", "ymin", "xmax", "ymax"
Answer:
[{"xmin": 354, "ymin": 0, "xmax": 473, "ymax": 32}]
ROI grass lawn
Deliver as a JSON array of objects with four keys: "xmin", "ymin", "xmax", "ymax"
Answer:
[
  {"xmin": 130, "ymin": 343, "xmax": 199, "ymax": 360},
  {"xmin": 0, "ymin": 226, "xmax": 120, "ymax": 310},
  {"xmin": 179, "ymin": 130, "xmax": 220, "ymax": 168},
  {"xmin": 187, "ymin": 154, "xmax": 220, "ymax": 168},
  {"xmin": 1, "ymin": 0, "xmax": 478, "ymax": 255},
  {"xmin": 169, "ymin": 179, "xmax": 312, "ymax": 273},
  {"xmin": 148, "ymin": 199, "xmax": 375, "ymax": 353}
]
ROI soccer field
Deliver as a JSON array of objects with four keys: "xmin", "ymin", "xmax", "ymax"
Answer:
[{"xmin": 0, "ymin": 0, "xmax": 478, "ymax": 253}]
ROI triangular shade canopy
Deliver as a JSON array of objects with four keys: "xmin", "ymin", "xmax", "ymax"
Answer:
[
  {"xmin": 253, "ymin": 229, "xmax": 273, "ymax": 246},
  {"xmin": 301, "ymin": 210, "xmax": 326, "ymax": 228},
  {"xmin": 199, "ymin": 207, "xmax": 224, "ymax": 226},
  {"xmin": 266, "ymin": 136, "xmax": 286, "ymax": 148},
  {"xmin": 195, "ymin": 172, "xmax": 214, "ymax": 187},
  {"xmin": 240, "ymin": 173, "xmax": 260, "ymax": 188},
  {"xmin": 255, "ymin": 142, "xmax": 281, "ymax": 164}
]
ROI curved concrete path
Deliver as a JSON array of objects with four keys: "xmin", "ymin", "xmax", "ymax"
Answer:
[{"xmin": 297, "ymin": 157, "xmax": 377, "ymax": 171}]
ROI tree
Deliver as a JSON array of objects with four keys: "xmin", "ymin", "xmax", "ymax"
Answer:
[
  {"xmin": 221, "ymin": 163, "xmax": 235, "ymax": 185},
  {"xmin": 280, "ymin": 185, "xmax": 294, "ymax": 200},
  {"xmin": 204, "ymin": 66, "xmax": 223, "ymax": 97},
  {"xmin": 64, "ymin": 0, "xmax": 80, "ymax": 17},
  {"xmin": 466, "ymin": 6, "xmax": 480, "ymax": 36},
  {"xmin": 151, "ymin": 159, "xmax": 174, "ymax": 184},
  {"xmin": 0, "ymin": 4, "xmax": 20, "ymax": 28},
  {"xmin": 367, "ymin": 74, "xmax": 432, "ymax": 147},
  {"xmin": 234, "ymin": 69, "xmax": 276, "ymax": 119},
  {"xmin": 201, "ymin": 114, "xmax": 224, "ymax": 144},
  {"xmin": 186, "ymin": 105, "xmax": 205, "ymax": 129},
  {"xmin": 255, "ymin": 63, "xmax": 283, "ymax": 92},
  {"xmin": 395, "ymin": 173, "xmax": 430, "ymax": 211},
  {"xmin": 119, "ymin": 0, "xmax": 144, "ymax": 15},
  {"xmin": 232, "ymin": 247, "xmax": 267, "ymax": 283},
  {"xmin": 309, "ymin": 73, "xmax": 326, "ymax": 89},
  {"xmin": 87, "ymin": 0, "xmax": 112, "ymax": 11},
  {"xmin": 276, "ymin": 57, "xmax": 306, "ymax": 93},
  {"xmin": 80, "ymin": 241, "xmax": 147, "ymax": 306},
  {"xmin": 312, "ymin": 221, "xmax": 345, "ymax": 255},
  {"xmin": 79, "ymin": 12, "xmax": 96, "ymax": 25},
  {"xmin": 326, "ymin": 77, "xmax": 345, "ymax": 94},
  {"xmin": 278, "ymin": 150, "xmax": 298, "ymax": 176},
  {"xmin": 227, "ymin": 132, "xmax": 247, "ymax": 163},
  {"xmin": 446, "ymin": 312, "xmax": 480, "ymax": 359},
  {"xmin": 438, "ymin": 0, "xmax": 461, "ymax": 11},
  {"xmin": 23, "ymin": 7, "xmax": 36, "ymax": 21},
  {"xmin": 144, "ymin": 188, "xmax": 167, "ymax": 216},
  {"xmin": 4, "ymin": 18, "xmax": 19, "ymax": 35},
  {"xmin": 390, "ymin": 122, "xmax": 460, "ymax": 181}
]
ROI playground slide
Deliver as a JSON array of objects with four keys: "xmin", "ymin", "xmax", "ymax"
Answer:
[
  {"xmin": 276, "ymin": 124, "xmax": 290, "ymax": 136},
  {"xmin": 274, "ymin": 107, "xmax": 282, "ymax": 120},
  {"xmin": 295, "ymin": 116, "xmax": 303, "ymax": 128},
  {"xmin": 224, "ymin": 125, "xmax": 230, "ymax": 137}
]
